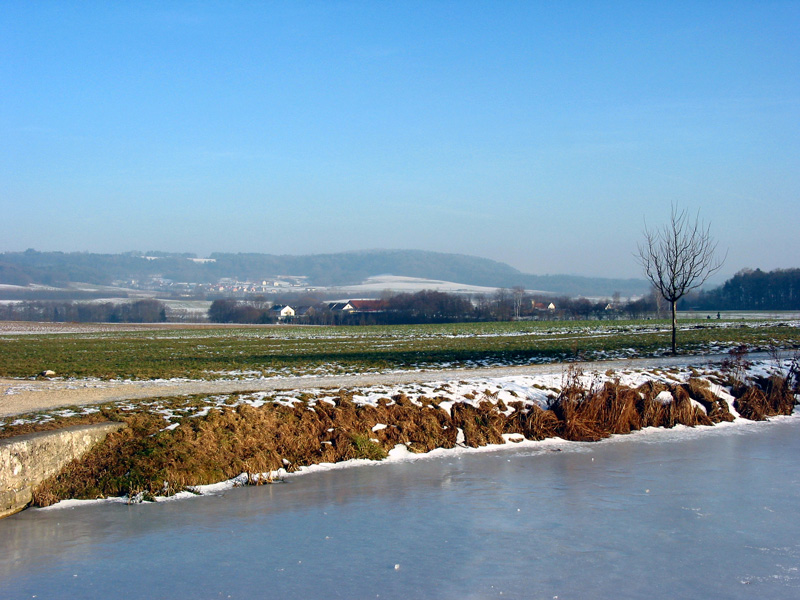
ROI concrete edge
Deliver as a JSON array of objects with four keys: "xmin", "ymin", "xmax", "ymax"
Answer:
[{"xmin": 0, "ymin": 422, "xmax": 126, "ymax": 519}]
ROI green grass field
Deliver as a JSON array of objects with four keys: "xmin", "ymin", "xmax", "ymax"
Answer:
[{"xmin": 1, "ymin": 318, "xmax": 798, "ymax": 380}]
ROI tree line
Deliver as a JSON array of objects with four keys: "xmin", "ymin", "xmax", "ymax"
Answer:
[
  {"xmin": 684, "ymin": 268, "xmax": 800, "ymax": 311},
  {"xmin": 0, "ymin": 299, "xmax": 167, "ymax": 323},
  {"xmin": 207, "ymin": 289, "xmax": 664, "ymax": 325}
]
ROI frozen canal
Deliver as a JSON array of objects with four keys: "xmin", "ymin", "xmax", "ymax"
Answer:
[{"xmin": 1, "ymin": 416, "xmax": 799, "ymax": 599}]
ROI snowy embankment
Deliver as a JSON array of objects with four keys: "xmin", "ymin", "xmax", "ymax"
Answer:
[{"xmin": 33, "ymin": 355, "xmax": 798, "ymax": 510}]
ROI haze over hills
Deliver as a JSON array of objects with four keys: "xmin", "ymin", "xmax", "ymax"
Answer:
[{"xmin": 0, "ymin": 249, "xmax": 649, "ymax": 297}]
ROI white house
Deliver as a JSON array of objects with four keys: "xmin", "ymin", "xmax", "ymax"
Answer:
[
  {"xmin": 270, "ymin": 305, "xmax": 295, "ymax": 320},
  {"xmin": 327, "ymin": 301, "xmax": 355, "ymax": 313}
]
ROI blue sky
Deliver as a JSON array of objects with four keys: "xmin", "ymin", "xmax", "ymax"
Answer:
[{"xmin": 2, "ymin": 1, "xmax": 798, "ymax": 280}]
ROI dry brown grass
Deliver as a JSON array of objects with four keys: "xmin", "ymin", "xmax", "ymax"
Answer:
[
  {"xmin": 450, "ymin": 401, "xmax": 506, "ymax": 447},
  {"xmin": 516, "ymin": 404, "xmax": 561, "ymax": 440},
  {"xmin": 683, "ymin": 378, "xmax": 735, "ymax": 423},
  {"xmin": 548, "ymin": 378, "xmax": 713, "ymax": 442},
  {"xmin": 593, "ymin": 382, "xmax": 646, "ymax": 434},
  {"xmin": 734, "ymin": 374, "xmax": 795, "ymax": 421}
]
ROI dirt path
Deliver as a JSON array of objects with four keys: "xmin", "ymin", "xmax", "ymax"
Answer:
[{"xmin": 0, "ymin": 353, "xmax": 743, "ymax": 418}]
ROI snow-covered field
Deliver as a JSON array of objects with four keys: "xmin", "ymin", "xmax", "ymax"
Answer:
[{"xmin": 325, "ymin": 274, "xmax": 521, "ymax": 295}]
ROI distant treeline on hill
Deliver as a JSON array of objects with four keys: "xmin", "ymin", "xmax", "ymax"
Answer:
[
  {"xmin": 0, "ymin": 299, "xmax": 167, "ymax": 323},
  {"xmin": 0, "ymin": 288, "xmax": 124, "ymax": 301},
  {"xmin": 682, "ymin": 268, "xmax": 800, "ymax": 311}
]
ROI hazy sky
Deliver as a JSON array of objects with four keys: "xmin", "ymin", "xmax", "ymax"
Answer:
[{"xmin": 2, "ymin": 1, "xmax": 798, "ymax": 280}]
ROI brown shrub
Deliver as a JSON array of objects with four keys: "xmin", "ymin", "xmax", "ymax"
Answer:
[
  {"xmin": 360, "ymin": 400, "xmax": 455, "ymax": 453},
  {"xmin": 636, "ymin": 381, "xmax": 671, "ymax": 428},
  {"xmin": 33, "ymin": 412, "xmax": 167, "ymax": 505},
  {"xmin": 636, "ymin": 398, "xmax": 665, "ymax": 428},
  {"xmin": 549, "ymin": 394, "xmax": 606, "ymax": 442}
]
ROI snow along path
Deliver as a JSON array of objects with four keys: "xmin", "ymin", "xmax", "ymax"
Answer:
[{"xmin": 0, "ymin": 353, "xmax": 767, "ymax": 418}]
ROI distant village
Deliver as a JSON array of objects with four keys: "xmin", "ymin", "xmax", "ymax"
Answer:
[
  {"xmin": 204, "ymin": 290, "xmax": 595, "ymax": 327},
  {"xmin": 113, "ymin": 272, "xmax": 315, "ymax": 297},
  {"xmin": 256, "ymin": 299, "xmax": 559, "ymax": 322}
]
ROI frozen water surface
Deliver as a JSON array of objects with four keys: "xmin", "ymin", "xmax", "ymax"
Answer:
[{"xmin": 1, "ymin": 417, "xmax": 799, "ymax": 599}]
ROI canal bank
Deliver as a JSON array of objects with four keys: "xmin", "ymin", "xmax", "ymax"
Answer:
[{"xmin": 0, "ymin": 422, "xmax": 125, "ymax": 519}]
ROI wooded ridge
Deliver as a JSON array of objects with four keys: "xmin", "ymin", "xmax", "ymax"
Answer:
[{"xmin": 0, "ymin": 249, "xmax": 647, "ymax": 297}]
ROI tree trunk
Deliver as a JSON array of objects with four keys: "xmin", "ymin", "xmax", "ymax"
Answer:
[{"xmin": 671, "ymin": 299, "xmax": 678, "ymax": 355}]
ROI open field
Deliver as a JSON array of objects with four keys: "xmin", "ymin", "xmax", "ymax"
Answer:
[{"xmin": 1, "ymin": 318, "xmax": 799, "ymax": 381}]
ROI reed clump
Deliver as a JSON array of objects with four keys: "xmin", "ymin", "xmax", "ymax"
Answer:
[
  {"xmin": 450, "ymin": 401, "xmax": 507, "ymax": 447},
  {"xmin": 683, "ymin": 378, "xmax": 735, "ymax": 423},
  {"xmin": 550, "ymin": 380, "xmax": 647, "ymax": 441},
  {"xmin": 733, "ymin": 375, "xmax": 796, "ymax": 421},
  {"xmin": 515, "ymin": 403, "xmax": 560, "ymax": 441},
  {"xmin": 718, "ymin": 346, "xmax": 798, "ymax": 419}
]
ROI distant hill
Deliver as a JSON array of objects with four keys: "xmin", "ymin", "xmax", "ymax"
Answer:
[{"xmin": 0, "ymin": 249, "xmax": 649, "ymax": 297}]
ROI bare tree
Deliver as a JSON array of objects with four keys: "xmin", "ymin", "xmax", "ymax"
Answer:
[
  {"xmin": 512, "ymin": 286, "xmax": 526, "ymax": 319},
  {"xmin": 636, "ymin": 205, "xmax": 725, "ymax": 354}
]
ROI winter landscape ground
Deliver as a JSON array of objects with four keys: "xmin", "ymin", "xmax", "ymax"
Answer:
[{"xmin": 1, "ymin": 316, "xmax": 798, "ymax": 508}]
